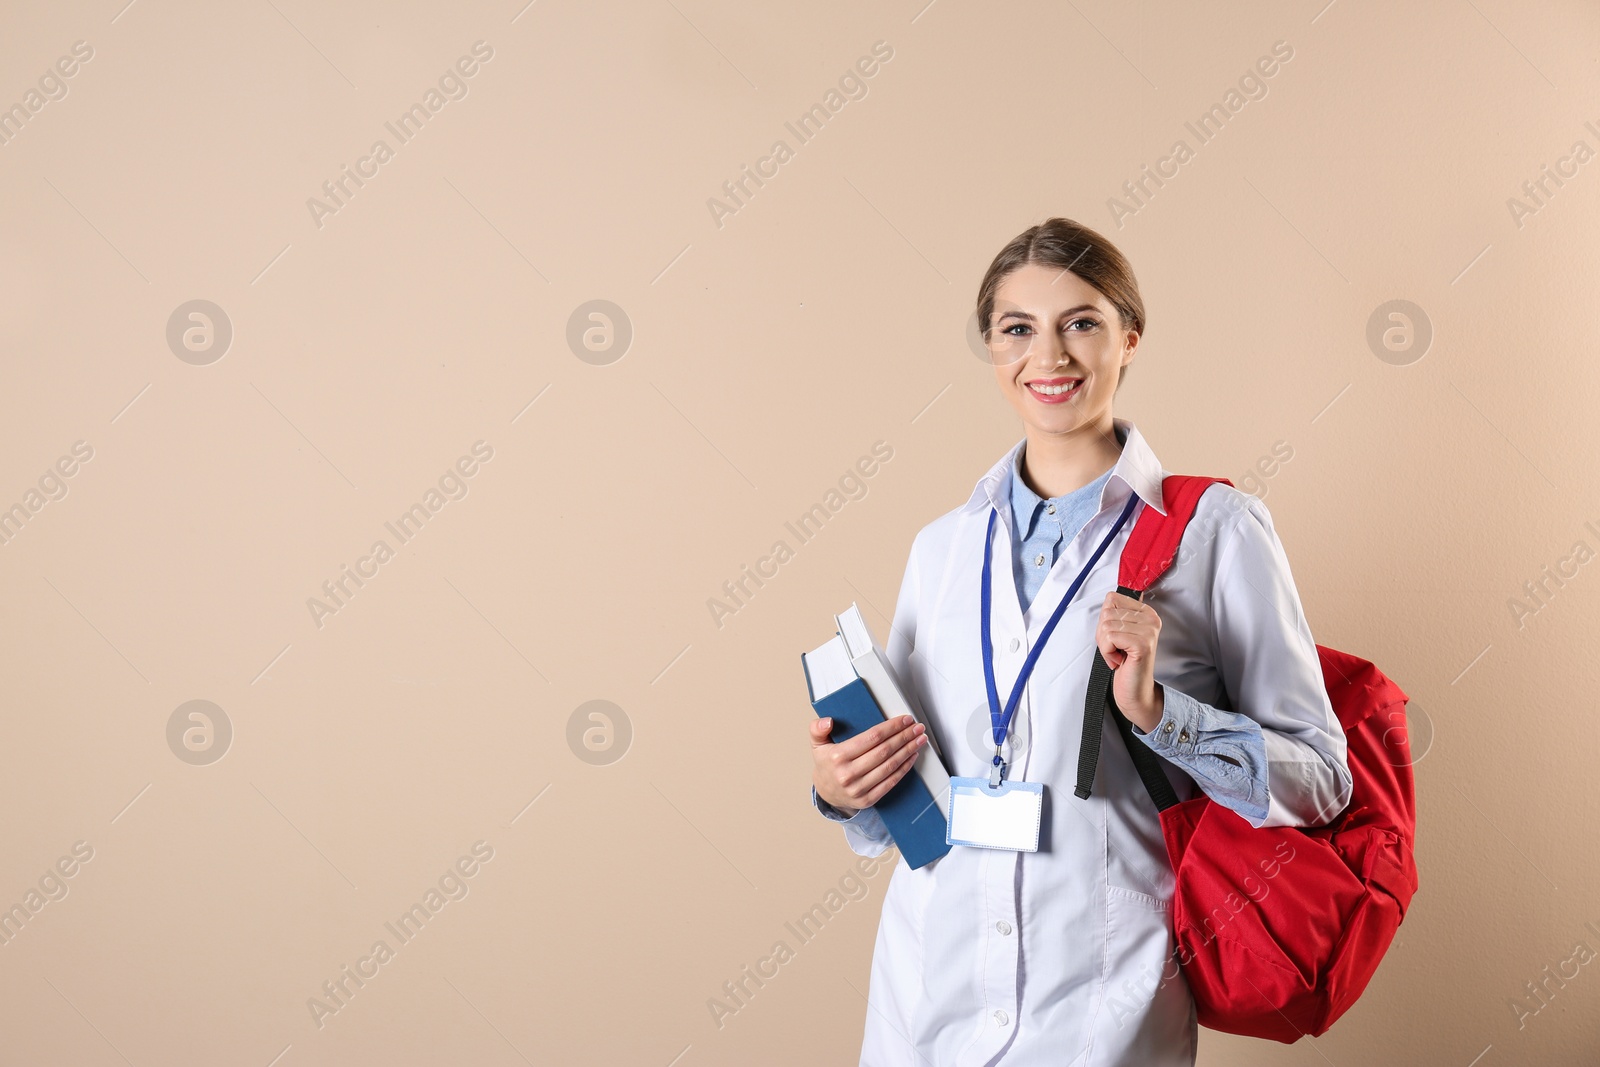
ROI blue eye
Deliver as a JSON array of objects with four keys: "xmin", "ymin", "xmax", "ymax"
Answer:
[{"xmin": 993, "ymin": 318, "xmax": 1097, "ymax": 341}]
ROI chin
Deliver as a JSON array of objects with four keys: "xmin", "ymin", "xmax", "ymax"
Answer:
[{"xmin": 1024, "ymin": 412, "xmax": 1085, "ymax": 434}]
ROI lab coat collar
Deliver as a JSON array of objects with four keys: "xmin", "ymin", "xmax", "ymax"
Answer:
[{"xmin": 962, "ymin": 417, "xmax": 1169, "ymax": 520}]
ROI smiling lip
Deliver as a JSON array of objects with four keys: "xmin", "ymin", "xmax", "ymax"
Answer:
[{"xmin": 1025, "ymin": 377, "xmax": 1083, "ymax": 404}]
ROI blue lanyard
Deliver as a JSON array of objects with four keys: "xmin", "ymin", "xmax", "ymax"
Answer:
[{"xmin": 980, "ymin": 490, "xmax": 1139, "ymax": 783}]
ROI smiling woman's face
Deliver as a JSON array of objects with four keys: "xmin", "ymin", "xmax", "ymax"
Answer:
[{"xmin": 987, "ymin": 262, "xmax": 1138, "ymax": 439}]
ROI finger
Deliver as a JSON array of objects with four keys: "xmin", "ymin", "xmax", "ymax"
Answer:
[
  {"xmin": 1100, "ymin": 616, "xmax": 1158, "ymax": 657},
  {"xmin": 1094, "ymin": 623, "xmax": 1126, "ymax": 667},
  {"xmin": 851, "ymin": 723, "xmax": 928, "ymax": 790},
  {"xmin": 858, "ymin": 756, "xmax": 917, "ymax": 808},
  {"xmin": 843, "ymin": 718, "xmax": 925, "ymax": 780},
  {"xmin": 1100, "ymin": 621, "xmax": 1155, "ymax": 646},
  {"xmin": 1097, "ymin": 597, "xmax": 1140, "ymax": 640},
  {"xmin": 856, "ymin": 734, "xmax": 928, "ymax": 807},
  {"xmin": 833, "ymin": 714, "xmax": 918, "ymax": 760},
  {"xmin": 1102, "ymin": 602, "xmax": 1146, "ymax": 627},
  {"xmin": 1109, "ymin": 598, "xmax": 1158, "ymax": 627},
  {"xmin": 852, "ymin": 726, "xmax": 927, "ymax": 795},
  {"xmin": 824, "ymin": 723, "xmax": 920, "ymax": 810},
  {"xmin": 1100, "ymin": 635, "xmax": 1153, "ymax": 670}
]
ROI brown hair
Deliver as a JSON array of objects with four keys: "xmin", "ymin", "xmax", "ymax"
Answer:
[{"xmin": 975, "ymin": 217, "xmax": 1145, "ymax": 385}]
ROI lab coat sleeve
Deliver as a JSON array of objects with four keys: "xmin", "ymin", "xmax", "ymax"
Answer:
[
  {"xmin": 806, "ymin": 530, "xmax": 925, "ymax": 858},
  {"xmin": 1205, "ymin": 494, "xmax": 1352, "ymax": 829}
]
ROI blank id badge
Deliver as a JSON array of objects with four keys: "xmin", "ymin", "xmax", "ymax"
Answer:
[{"xmin": 946, "ymin": 777, "xmax": 1044, "ymax": 852}]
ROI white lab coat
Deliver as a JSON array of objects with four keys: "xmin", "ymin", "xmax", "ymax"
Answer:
[{"xmin": 814, "ymin": 418, "xmax": 1351, "ymax": 1066}]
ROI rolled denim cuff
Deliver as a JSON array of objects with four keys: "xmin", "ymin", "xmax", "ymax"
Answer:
[{"xmin": 1132, "ymin": 683, "xmax": 1269, "ymax": 824}]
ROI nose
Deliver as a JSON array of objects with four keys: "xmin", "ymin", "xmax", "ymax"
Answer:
[{"xmin": 1029, "ymin": 329, "xmax": 1069, "ymax": 367}]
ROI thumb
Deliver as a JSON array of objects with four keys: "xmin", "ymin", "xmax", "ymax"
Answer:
[
  {"xmin": 810, "ymin": 717, "xmax": 836, "ymax": 744},
  {"xmin": 1096, "ymin": 629, "xmax": 1125, "ymax": 670}
]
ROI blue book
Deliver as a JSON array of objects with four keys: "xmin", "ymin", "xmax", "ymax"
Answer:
[{"xmin": 802, "ymin": 616, "xmax": 951, "ymax": 870}]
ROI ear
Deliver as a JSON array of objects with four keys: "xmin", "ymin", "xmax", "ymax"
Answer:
[{"xmin": 1120, "ymin": 329, "xmax": 1140, "ymax": 367}]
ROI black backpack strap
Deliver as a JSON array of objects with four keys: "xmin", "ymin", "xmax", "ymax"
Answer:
[
  {"xmin": 1072, "ymin": 586, "xmax": 1137, "ymax": 799},
  {"xmin": 1073, "ymin": 584, "xmax": 1180, "ymax": 812},
  {"xmin": 1105, "ymin": 677, "xmax": 1181, "ymax": 811},
  {"xmin": 1072, "ymin": 658, "xmax": 1112, "ymax": 798}
]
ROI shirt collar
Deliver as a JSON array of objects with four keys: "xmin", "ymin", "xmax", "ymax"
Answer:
[
  {"xmin": 1009, "ymin": 445, "xmax": 1116, "ymax": 540},
  {"xmin": 964, "ymin": 417, "xmax": 1169, "ymax": 520},
  {"xmin": 1008, "ymin": 448, "xmax": 1048, "ymax": 541}
]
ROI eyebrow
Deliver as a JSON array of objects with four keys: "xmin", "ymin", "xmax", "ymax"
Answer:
[{"xmin": 994, "ymin": 304, "xmax": 1102, "ymax": 323}]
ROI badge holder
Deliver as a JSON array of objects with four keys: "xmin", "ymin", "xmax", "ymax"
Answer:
[{"xmin": 946, "ymin": 765, "xmax": 1044, "ymax": 852}]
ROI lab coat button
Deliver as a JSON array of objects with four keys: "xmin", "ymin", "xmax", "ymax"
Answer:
[
  {"xmin": 996, "ymin": 920, "xmax": 1012, "ymax": 935},
  {"xmin": 1008, "ymin": 637, "xmax": 1021, "ymax": 653},
  {"xmin": 994, "ymin": 1009, "xmax": 1009, "ymax": 1026}
]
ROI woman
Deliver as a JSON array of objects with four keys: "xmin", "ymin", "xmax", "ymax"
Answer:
[{"xmin": 807, "ymin": 217, "xmax": 1351, "ymax": 1066}]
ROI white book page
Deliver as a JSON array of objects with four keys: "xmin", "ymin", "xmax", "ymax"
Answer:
[{"xmin": 801, "ymin": 634, "xmax": 857, "ymax": 700}]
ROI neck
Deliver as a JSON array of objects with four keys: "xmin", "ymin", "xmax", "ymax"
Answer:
[{"xmin": 1019, "ymin": 417, "xmax": 1122, "ymax": 499}]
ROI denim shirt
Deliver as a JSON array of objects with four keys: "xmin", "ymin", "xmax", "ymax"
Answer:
[{"xmin": 1009, "ymin": 439, "xmax": 1269, "ymax": 823}]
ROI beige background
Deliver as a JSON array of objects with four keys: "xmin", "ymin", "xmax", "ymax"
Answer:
[{"xmin": 0, "ymin": 0, "xmax": 1595, "ymax": 1063}]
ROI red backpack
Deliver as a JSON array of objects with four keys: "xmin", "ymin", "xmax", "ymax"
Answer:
[{"xmin": 1075, "ymin": 475, "xmax": 1418, "ymax": 1042}]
